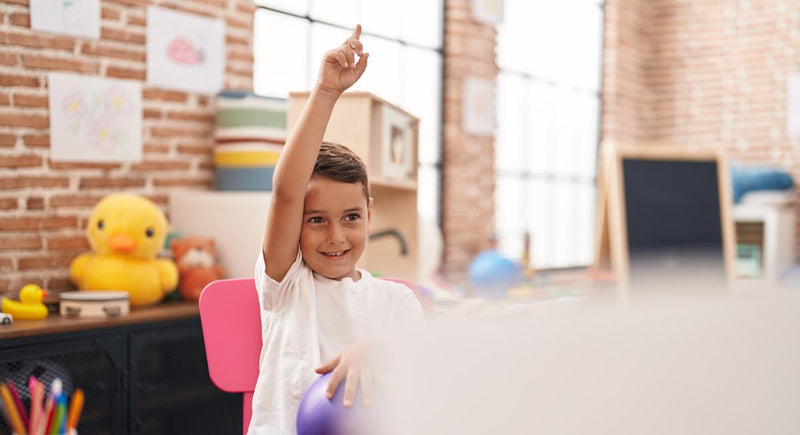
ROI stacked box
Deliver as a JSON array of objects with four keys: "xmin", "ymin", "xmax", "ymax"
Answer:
[{"xmin": 214, "ymin": 91, "xmax": 286, "ymax": 191}]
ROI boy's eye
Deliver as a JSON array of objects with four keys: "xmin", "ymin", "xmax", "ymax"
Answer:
[
  {"xmin": 308, "ymin": 217, "xmax": 324, "ymax": 224},
  {"xmin": 345, "ymin": 214, "xmax": 360, "ymax": 221}
]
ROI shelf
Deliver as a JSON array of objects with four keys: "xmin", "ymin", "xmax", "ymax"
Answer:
[{"xmin": 370, "ymin": 176, "xmax": 417, "ymax": 191}]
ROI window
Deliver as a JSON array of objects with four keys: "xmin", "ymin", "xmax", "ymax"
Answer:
[
  {"xmin": 253, "ymin": 1, "xmax": 444, "ymax": 224},
  {"xmin": 495, "ymin": 0, "xmax": 604, "ymax": 269}
]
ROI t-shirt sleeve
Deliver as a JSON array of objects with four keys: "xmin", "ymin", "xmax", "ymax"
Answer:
[{"xmin": 254, "ymin": 247, "xmax": 304, "ymax": 311}]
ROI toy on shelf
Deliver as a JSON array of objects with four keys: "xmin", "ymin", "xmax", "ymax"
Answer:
[
  {"xmin": 69, "ymin": 193, "xmax": 179, "ymax": 307},
  {"xmin": 1, "ymin": 284, "xmax": 48, "ymax": 320},
  {"xmin": 170, "ymin": 236, "xmax": 224, "ymax": 301}
]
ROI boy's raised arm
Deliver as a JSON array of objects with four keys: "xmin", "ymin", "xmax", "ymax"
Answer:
[{"xmin": 262, "ymin": 25, "xmax": 368, "ymax": 282}]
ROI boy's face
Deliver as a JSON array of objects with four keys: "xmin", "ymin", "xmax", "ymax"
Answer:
[{"xmin": 300, "ymin": 175, "xmax": 372, "ymax": 280}]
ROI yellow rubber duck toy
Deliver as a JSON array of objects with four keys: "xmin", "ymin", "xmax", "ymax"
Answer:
[
  {"xmin": 1, "ymin": 284, "xmax": 48, "ymax": 320},
  {"xmin": 70, "ymin": 193, "xmax": 179, "ymax": 307}
]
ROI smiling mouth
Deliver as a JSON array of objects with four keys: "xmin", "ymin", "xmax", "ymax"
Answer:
[{"xmin": 322, "ymin": 249, "xmax": 349, "ymax": 257}]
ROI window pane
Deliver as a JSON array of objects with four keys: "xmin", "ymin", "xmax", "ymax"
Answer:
[
  {"xmin": 399, "ymin": 0, "xmax": 443, "ymax": 49},
  {"xmin": 308, "ymin": 23, "xmax": 352, "ymax": 90},
  {"xmin": 255, "ymin": 0, "xmax": 309, "ymax": 16},
  {"xmin": 496, "ymin": 0, "xmax": 531, "ymax": 72},
  {"xmin": 254, "ymin": 11, "xmax": 310, "ymax": 98},
  {"xmin": 350, "ymin": 35, "xmax": 402, "ymax": 104},
  {"xmin": 528, "ymin": 179, "xmax": 551, "ymax": 269},
  {"xmin": 310, "ymin": 0, "xmax": 357, "ymax": 28},
  {"xmin": 417, "ymin": 165, "xmax": 440, "ymax": 224},
  {"xmin": 527, "ymin": 80, "xmax": 557, "ymax": 175},
  {"xmin": 496, "ymin": 176, "xmax": 526, "ymax": 260},
  {"xmin": 496, "ymin": 72, "xmax": 526, "ymax": 173},
  {"xmin": 360, "ymin": 0, "xmax": 402, "ymax": 40},
  {"xmin": 403, "ymin": 46, "xmax": 441, "ymax": 165}
]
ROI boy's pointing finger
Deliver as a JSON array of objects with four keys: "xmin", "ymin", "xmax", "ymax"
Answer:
[{"xmin": 352, "ymin": 24, "xmax": 362, "ymax": 40}]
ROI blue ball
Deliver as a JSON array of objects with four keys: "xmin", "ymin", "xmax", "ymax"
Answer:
[
  {"xmin": 468, "ymin": 250, "xmax": 522, "ymax": 297},
  {"xmin": 296, "ymin": 372, "xmax": 371, "ymax": 435}
]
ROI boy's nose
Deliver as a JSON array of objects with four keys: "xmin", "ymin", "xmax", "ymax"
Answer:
[{"xmin": 325, "ymin": 224, "xmax": 345, "ymax": 244}]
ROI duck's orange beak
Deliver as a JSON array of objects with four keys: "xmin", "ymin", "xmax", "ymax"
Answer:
[{"xmin": 108, "ymin": 233, "xmax": 137, "ymax": 253}]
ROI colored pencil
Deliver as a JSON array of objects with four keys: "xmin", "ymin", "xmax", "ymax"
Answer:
[
  {"xmin": 49, "ymin": 396, "xmax": 65, "ymax": 435},
  {"xmin": 66, "ymin": 388, "xmax": 83, "ymax": 430},
  {"xmin": 0, "ymin": 382, "xmax": 27, "ymax": 434},
  {"xmin": 7, "ymin": 380, "xmax": 29, "ymax": 429},
  {"xmin": 29, "ymin": 378, "xmax": 44, "ymax": 435},
  {"xmin": 41, "ymin": 395, "xmax": 54, "ymax": 435}
]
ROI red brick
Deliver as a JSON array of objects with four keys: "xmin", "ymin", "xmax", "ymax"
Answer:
[
  {"xmin": 79, "ymin": 177, "xmax": 146, "ymax": 189},
  {"xmin": 47, "ymin": 277, "xmax": 75, "ymax": 292},
  {"xmin": 0, "ymin": 113, "xmax": 49, "ymax": 128},
  {"xmin": 0, "ymin": 134, "xmax": 15, "ymax": 147},
  {"xmin": 176, "ymin": 143, "xmax": 212, "ymax": 154},
  {"xmin": 22, "ymin": 134, "xmax": 48, "ymax": 147},
  {"xmin": 0, "ymin": 216, "xmax": 77, "ymax": 231},
  {"xmin": 226, "ymin": 34, "xmax": 249, "ymax": 46},
  {"xmin": 100, "ymin": 27, "xmax": 146, "ymax": 44},
  {"xmin": 101, "ymin": 6, "xmax": 122, "ymax": 20},
  {"xmin": 0, "ymin": 198, "xmax": 18, "ymax": 210},
  {"xmin": 9, "ymin": 13, "xmax": 30, "ymax": 27},
  {"xmin": 127, "ymin": 13, "xmax": 146, "ymax": 26},
  {"xmin": 80, "ymin": 44, "xmax": 145, "ymax": 62},
  {"xmin": 0, "ymin": 53, "xmax": 17, "ymax": 66},
  {"xmin": 13, "ymin": 93, "xmax": 48, "ymax": 107},
  {"xmin": 228, "ymin": 50, "xmax": 254, "ymax": 62},
  {"xmin": 143, "ymin": 108, "xmax": 162, "ymax": 119},
  {"xmin": 18, "ymin": 254, "xmax": 75, "ymax": 270},
  {"xmin": 0, "ymin": 177, "xmax": 68, "ymax": 189},
  {"xmin": 50, "ymin": 195, "xmax": 105, "ymax": 208},
  {"xmin": 165, "ymin": 111, "xmax": 215, "ymax": 122},
  {"xmin": 227, "ymin": 16, "xmax": 252, "ymax": 31},
  {"xmin": 0, "ymin": 236, "xmax": 42, "ymax": 250},
  {"xmin": 142, "ymin": 88, "xmax": 188, "ymax": 102},
  {"xmin": 1, "ymin": 31, "xmax": 74, "ymax": 50},
  {"xmin": 106, "ymin": 0, "xmax": 149, "ymax": 6},
  {"xmin": 49, "ymin": 161, "xmax": 121, "ymax": 170},
  {"xmin": 153, "ymin": 178, "xmax": 212, "ymax": 187},
  {"xmin": 106, "ymin": 65, "xmax": 145, "ymax": 80},
  {"xmin": 0, "ymin": 258, "xmax": 12, "ymax": 271},
  {"xmin": 131, "ymin": 161, "xmax": 191, "ymax": 171},
  {"xmin": 26, "ymin": 197, "xmax": 45, "ymax": 210},
  {"xmin": 0, "ymin": 73, "xmax": 39, "ymax": 88},
  {"xmin": 150, "ymin": 126, "xmax": 212, "ymax": 138},
  {"xmin": 24, "ymin": 55, "xmax": 99, "ymax": 73},
  {"xmin": 143, "ymin": 143, "xmax": 169, "ymax": 154},
  {"xmin": 0, "ymin": 154, "xmax": 42, "ymax": 168},
  {"xmin": 47, "ymin": 236, "xmax": 90, "ymax": 251},
  {"xmin": 0, "ymin": 93, "xmax": 9, "ymax": 106}
]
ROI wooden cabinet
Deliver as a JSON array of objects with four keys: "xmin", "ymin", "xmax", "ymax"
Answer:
[
  {"xmin": 0, "ymin": 304, "xmax": 239, "ymax": 435},
  {"xmin": 288, "ymin": 92, "xmax": 420, "ymax": 281}
]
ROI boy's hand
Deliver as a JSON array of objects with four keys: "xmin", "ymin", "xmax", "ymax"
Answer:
[
  {"xmin": 316, "ymin": 24, "xmax": 369, "ymax": 97},
  {"xmin": 315, "ymin": 340, "xmax": 377, "ymax": 408}
]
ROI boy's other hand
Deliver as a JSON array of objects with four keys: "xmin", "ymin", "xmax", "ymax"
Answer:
[
  {"xmin": 315, "ymin": 340, "xmax": 377, "ymax": 408},
  {"xmin": 316, "ymin": 24, "xmax": 369, "ymax": 97}
]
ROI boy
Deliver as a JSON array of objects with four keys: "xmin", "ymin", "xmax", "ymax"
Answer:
[{"xmin": 250, "ymin": 25, "xmax": 425, "ymax": 434}]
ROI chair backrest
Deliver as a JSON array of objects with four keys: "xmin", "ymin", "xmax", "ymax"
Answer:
[
  {"xmin": 199, "ymin": 276, "xmax": 420, "ymax": 433},
  {"xmin": 199, "ymin": 278, "xmax": 261, "ymax": 433}
]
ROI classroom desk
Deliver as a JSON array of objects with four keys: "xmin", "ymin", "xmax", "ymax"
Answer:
[{"xmin": 0, "ymin": 301, "xmax": 240, "ymax": 435}]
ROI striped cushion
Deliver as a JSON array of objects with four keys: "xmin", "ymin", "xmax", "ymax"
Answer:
[{"xmin": 214, "ymin": 91, "xmax": 287, "ymax": 191}]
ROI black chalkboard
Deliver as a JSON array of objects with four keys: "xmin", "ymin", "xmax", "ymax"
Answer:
[{"xmin": 622, "ymin": 159, "xmax": 727, "ymax": 287}]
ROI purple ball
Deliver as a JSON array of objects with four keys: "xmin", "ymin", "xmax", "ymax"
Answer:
[{"xmin": 296, "ymin": 372, "xmax": 372, "ymax": 435}]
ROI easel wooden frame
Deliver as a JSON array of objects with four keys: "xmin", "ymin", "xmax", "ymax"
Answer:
[{"xmin": 594, "ymin": 141, "xmax": 737, "ymax": 288}]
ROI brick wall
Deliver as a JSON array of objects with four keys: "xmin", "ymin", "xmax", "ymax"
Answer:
[
  {"xmin": 0, "ymin": 0, "xmax": 254, "ymax": 295},
  {"xmin": 440, "ymin": 0, "xmax": 499, "ymax": 281},
  {"xmin": 602, "ymin": 0, "xmax": 800, "ymax": 256}
]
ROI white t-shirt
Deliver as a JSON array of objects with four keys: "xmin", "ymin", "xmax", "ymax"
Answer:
[{"xmin": 248, "ymin": 249, "xmax": 424, "ymax": 435}]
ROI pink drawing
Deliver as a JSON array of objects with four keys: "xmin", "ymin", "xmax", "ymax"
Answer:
[
  {"xmin": 88, "ymin": 115, "xmax": 120, "ymax": 153},
  {"xmin": 61, "ymin": 91, "xmax": 87, "ymax": 118},
  {"xmin": 103, "ymin": 85, "xmax": 132, "ymax": 116},
  {"xmin": 166, "ymin": 37, "xmax": 204, "ymax": 65}
]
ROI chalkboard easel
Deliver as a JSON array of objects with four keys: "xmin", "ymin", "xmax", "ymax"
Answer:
[{"xmin": 593, "ymin": 142, "xmax": 736, "ymax": 289}]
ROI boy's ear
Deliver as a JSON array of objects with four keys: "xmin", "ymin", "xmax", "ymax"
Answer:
[{"xmin": 367, "ymin": 197, "xmax": 373, "ymax": 224}]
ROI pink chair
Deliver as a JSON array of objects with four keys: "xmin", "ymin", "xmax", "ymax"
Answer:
[
  {"xmin": 198, "ymin": 278, "xmax": 261, "ymax": 434},
  {"xmin": 199, "ymin": 276, "xmax": 421, "ymax": 433}
]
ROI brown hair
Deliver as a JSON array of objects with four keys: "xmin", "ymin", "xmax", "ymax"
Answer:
[{"xmin": 313, "ymin": 142, "xmax": 370, "ymax": 200}]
